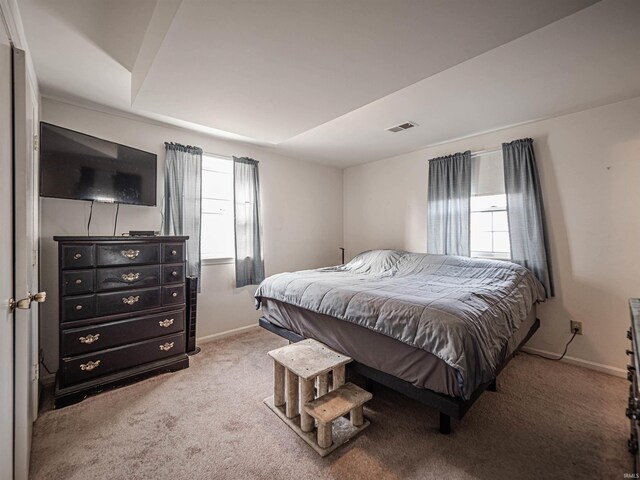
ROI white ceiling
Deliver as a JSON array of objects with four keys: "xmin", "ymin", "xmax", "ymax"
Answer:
[{"xmin": 18, "ymin": 0, "xmax": 640, "ymax": 167}]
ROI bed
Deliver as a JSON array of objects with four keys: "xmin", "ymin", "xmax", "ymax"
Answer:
[{"xmin": 256, "ymin": 250, "xmax": 545, "ymax": 433}]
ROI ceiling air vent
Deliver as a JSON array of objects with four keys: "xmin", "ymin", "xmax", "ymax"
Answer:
[{"xmin": 386, "ymin": 121, "xmax": 418, "ymax": 133}]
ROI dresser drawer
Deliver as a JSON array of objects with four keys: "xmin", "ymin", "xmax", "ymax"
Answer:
[
  {"xmin": 163, "ymin": 284, "xmax": 185, "ymax": 306},
  {"xmin": 62, "ymin": 295, "xmax": 96, "ymax": 322},
  {"xmin": 61, "ymin": 245, "xmax": 95, "ymax": 269},
  {"xmin": 61, "ymin": 309, "xmax": 185, "ymax": 356},
  {"xmin": 96, "ymin": 287, "xmax": 161, "ymax": 317},
  {"xmin": 96, "ymin": 243, "xmax": 160, "ymax": 266},
  {"xmin": 62, "ymin": 270, "xmax": 95, "ymax": 296},
  {"xmin": 97, "ymin": 265, "xmax": 161, "ymax": 292},
  {"xmin": 162, "ymin": 264, "xmax": 185, "ymax": 284},
  {"xmin": 60, "ymin": 333, "xmax": 185, "ymax": 385},
  {"xmin": 162, "ymin": 243, "xmax": 185, "ymax": 263}
]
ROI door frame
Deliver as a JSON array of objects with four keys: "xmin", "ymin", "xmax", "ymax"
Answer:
[
  {"xmin": 1, "ymin": 2, "xmax": 41, "ymax": 478},
  {"xmin": 0, "ymin": 14, "xmax": 15, "ymax": 480},
  {"xmin": 13, "ymin": 44, "xmax": 41, "ymax": 480}
]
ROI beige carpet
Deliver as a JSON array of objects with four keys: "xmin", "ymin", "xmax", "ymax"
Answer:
[{"xmin": 31, "ymin": 328, "xmax": 630, "ymax": 480}]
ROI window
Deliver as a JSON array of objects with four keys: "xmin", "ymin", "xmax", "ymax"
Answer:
[
  {"xmin": 201, "ymin": 154, "xmax": 234, "ymax": 260},
  {"xmin": 470, "ymin": 151, "xmax": 510, "ymax": 260},
  {"xmin": 470, "ymin": 194, "xmax": 510, "ymax": 259}
]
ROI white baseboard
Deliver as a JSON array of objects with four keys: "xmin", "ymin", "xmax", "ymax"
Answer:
[
  {"xmin": 521, "ymin": 346, "xmax": 626, "ymax": 378},
  {"xmin": 197, "ymin": 324, "xmax": 260, "ymax": 344}
]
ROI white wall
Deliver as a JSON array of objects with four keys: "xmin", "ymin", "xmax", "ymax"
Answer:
[
  {"xmin": 40, "ymin": 95, "xmax": 640, "ymax": 377},
  {"xmin": 344, "ymin": 97, "xmax": 640, "ymax": 375},
  {"xmin": 40, "ymin": 98, "xmax": 343, "ymax": 374}
]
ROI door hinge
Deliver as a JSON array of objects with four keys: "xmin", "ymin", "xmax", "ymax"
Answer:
[
  {"xmin": 32, "ymin": 362, "xmax": 39, "ymax": 382},
  {"xmin": 33, "ymin": 134, "xmax": 39, "ymax": 152}
]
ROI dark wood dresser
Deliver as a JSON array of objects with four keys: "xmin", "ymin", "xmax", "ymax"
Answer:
[
  {"xmin": 627, "ymin": 298, "xmax": 640, "ymax": 472},
  {"xmin": 54, "ymin": 236, "xmax": 190, "ymax": 407}
]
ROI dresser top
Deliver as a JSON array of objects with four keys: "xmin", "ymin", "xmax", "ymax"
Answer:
[{"xmin": 54, "ymin": 235, "xmax": 189, "ymax": 242}]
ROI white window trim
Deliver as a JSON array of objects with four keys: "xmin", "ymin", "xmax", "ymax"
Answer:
[
  {"xmin": 202, "ymin": 257, "xmax": 234, "ymax": 266},
  {"xmin": 470, "ymin": 252, "xmax": 511, "ymax": 261}
]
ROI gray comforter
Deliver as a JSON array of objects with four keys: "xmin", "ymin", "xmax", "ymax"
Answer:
[{"xmin": 255, "ymin": 250, "xmax": 545, "ymax": 399}]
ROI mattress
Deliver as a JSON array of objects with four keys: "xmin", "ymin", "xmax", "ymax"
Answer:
[
  {"xmin": 256, "ymin": 249, "xmax": 545, "ymax": 399},
  {"xmin": 261, "ymin": 298, "xmax": 537, "ymax": 399}
]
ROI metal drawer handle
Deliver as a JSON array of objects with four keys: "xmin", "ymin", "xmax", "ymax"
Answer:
[
  {"xmin": 171, "ymin": 271, "xmax": 178, "ymax": 277},
  {"xmin": 80, "ymin": 360, "xmax": 101, "ymax": 371},
  {"xmin": 121, "ymin": 249, "xmax": 140, "ymax": 260},
  {"xmin": 121, "ymin": 272, "xmax": 140, "ymax": 282},
  {"xmin": 122, "ymin": 295, "xmax": 140, "ymax": 305},
  {"xmin": 159, "ymin": 342, "xmax": 174, "ymax": 351},
  {"xmin": 79, "ymin": 333, "xmax": 100, "ymax": 344},
  {"xmin": 159, "ymin": 318, "xmax": 174, "ymax": 328},
  {"xmin": 75, "ymin": 304, "xmax": 83, "ymax": 310},
  {"xmin": 75, "ymin": 279, "xmax": 82, "ymax": 284},
  {"xmin": 73, "ymin": 253, "xmax": 82, "ymax": 260},
  {"xmin": 171, "ymin": 292, "xmax": 178, "ymax": 297},
  {"xmin": 171, "ymin": 250, "xmax": 177, "ymax": 255}
]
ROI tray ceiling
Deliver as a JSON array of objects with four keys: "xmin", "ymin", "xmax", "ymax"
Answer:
[{"xmin": 19, "ymin": 0, "xmax": 640, "ymax": 166}]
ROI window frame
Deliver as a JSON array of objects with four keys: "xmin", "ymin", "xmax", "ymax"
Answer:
[
  {"xmin": 200, "ymin": 153, "xmax": 235, "ymax": 264},
  {"xmin": 470, "ymin": 194, "xmax": 511, "ymax": 261}
]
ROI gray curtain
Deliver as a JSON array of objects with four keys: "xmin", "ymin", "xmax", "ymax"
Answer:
[
  {"xmin": 233, "ymin": 157, "xmax": 265, "ymax": 287},
  {"xmin": 427, "ymin": 151, "xmax": 472, "ymax": 256},
  {"xmin": 502, "ymin": 138, "xmax": 554, "ymax": 298},
  {"xmin": 163, "ymin": 142, "xmax": 202, "ymax": 291}
]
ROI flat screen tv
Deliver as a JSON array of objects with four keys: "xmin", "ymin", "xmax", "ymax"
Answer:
[{"xmin": 39, "ymin": 122, "xmax": 157, "ymax": 206}]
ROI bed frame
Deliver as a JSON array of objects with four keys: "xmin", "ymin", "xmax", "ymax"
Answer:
[{"xmin": 259, "ymin": 316, "xmax": 540, "ymax": 434}]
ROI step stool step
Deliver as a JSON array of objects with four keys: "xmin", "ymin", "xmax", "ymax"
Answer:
[
  {"xmin": 268, "ymin": 339, "xmax": 351, "ymax": 381},
  {"xmin": 303, "ymin": 382, "xmax": 372, "ymax": 424}
]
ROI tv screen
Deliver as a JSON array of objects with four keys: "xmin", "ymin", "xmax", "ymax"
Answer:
[{"xmin": 39, "ymin": 122, "xmax": 157, "ymax": 206}]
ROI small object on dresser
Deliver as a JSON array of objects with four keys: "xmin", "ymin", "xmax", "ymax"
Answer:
[{"xmin": 128, "ymin": 230, "xmax": 158, "ymax": 236}]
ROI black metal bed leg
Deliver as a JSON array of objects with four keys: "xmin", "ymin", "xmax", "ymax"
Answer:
[
  {"xmin": 365, "ymin": 377, "xmax": 375, "ymax": 392},
  {"xmin": 488, "ymin": 379, "xmax": 497, "ymax": 392},
  {"xmin": 439, "ymin": 413, "xmax": 451, "ymax": 435}
]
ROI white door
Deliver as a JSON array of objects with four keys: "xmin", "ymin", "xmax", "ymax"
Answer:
[
  {"xmin": 13, "ymin": 46, "xmax": 42, "ymax": 480},
  {"xmin": 0, "ymin": 24, "xmax": 15, "ymax": 480}
]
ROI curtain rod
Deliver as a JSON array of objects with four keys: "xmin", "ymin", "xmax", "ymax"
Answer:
[
  {"xmin": 470, "ymin": 147, "xmax": 502, "ymax": 157},
  {"xmin": 204, "ymin": 151, "xmax": 233, "ymax": 160}
]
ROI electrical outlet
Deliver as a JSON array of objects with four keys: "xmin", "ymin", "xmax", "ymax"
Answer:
[{"xmin": 570, "ymin": 320, "xmax": 583, "ymax": 335}]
